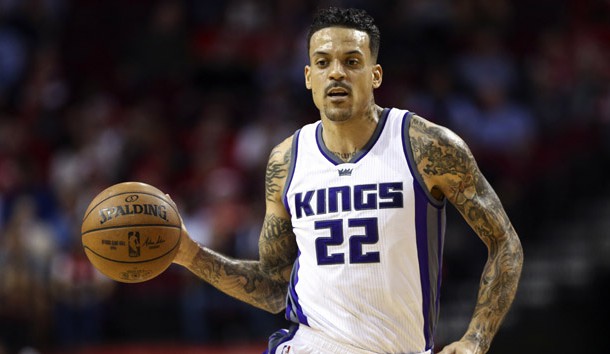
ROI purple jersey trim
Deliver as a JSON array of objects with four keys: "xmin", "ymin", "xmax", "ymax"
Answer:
[
  {"xmin": 401, "ymin": 112, "xmax": 445, "ymax": 209},
  {"xmin": 402, "ymin": 110, "xmax": 447, "ymax": 350},
  {"xmin": 286, "ymin": 254, "xmax": 308, "ymax": 326},
  {"xmin": 414, "ymin": 184, "xmax": 433, "ymax": 350},
  {"xmin": 282, "ymin": 129, "xmax": 301, "ymax": 217}
]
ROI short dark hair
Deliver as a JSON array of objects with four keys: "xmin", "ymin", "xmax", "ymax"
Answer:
[{"xmin": 307, "ymin": 7, "xmax": 381, "ymax": 60}]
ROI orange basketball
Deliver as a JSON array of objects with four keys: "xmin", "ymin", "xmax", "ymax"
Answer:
[{"xmin": 81, "ymin": 182, "xmax": 181, "ymax": 283}]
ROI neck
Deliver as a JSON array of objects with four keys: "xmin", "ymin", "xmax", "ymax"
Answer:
[{"xmin": 321, "ymin": 104, "xmax": 383, "ymax": 159}]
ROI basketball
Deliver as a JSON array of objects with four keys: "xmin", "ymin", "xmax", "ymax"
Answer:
[{"xmin": 81, "ymin": 182, "xmax": 182, "ymax": 283}]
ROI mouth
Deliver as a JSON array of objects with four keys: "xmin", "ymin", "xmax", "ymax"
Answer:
[
  {"xmin": 327, "ymin": 91, "xmax": 349, "ymax": 98},
  {"xmin": 326, "ymin": 87, "xmax": 350, "ymax": 99}
]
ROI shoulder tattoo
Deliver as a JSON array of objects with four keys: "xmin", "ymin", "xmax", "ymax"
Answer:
[
  {"xmin": 410, "ymin": 117, "xmax": 510, "ymax": 242},
  {"xmin": 265, "ymin": 146, "xmax": 291, "ymax": 202},
  {"xmin": 410, "ymin": 117, "xmax": 473, "ymax": 178}
]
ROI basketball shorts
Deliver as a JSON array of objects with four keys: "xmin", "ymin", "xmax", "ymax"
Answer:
[{"xmin": 264, "ymin": 324, "xmax": 432, "ymax": 354}]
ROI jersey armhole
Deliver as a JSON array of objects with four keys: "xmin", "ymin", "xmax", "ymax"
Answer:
[
  {"xmin": 401, "ymin": 112, "xmax": 446, "ymax": 209},
  {"xmin": 281, "ymin": 129, "xmax": 301, "ymax": 217}
]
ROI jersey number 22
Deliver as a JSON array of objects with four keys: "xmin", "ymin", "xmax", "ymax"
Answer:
[{"xmin": 314, "ymin": 217, "xmax": 380, "ymax": 265}]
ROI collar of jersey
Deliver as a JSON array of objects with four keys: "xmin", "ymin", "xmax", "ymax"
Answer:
[{"xmin": 315, "ymin": 107, "xmax": 390, "ymax": 165}]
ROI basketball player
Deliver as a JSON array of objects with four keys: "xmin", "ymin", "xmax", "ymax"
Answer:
[{"xmin": 173, "ymin": 7, "xmax": 523, "ymax": 354}]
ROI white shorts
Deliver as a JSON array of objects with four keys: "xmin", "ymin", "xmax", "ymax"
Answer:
[{"xmin": 265, "ymin": 324, "xmax": 432, "ymax": 354}]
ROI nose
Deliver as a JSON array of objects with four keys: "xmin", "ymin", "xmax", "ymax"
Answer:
[{"xmin": 328, "ymin": 59, "xmax": 346, "ymax": 81}]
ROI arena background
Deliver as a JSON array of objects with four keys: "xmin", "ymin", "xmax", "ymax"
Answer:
[{"xmin": 0, "ymin": 0, "xmax": 608, "ymax": 353}]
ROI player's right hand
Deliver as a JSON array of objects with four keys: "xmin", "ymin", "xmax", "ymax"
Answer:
[
  {"xmin": 164, "ymin": 194, "xmax": 198, "ymax": 267},
  {"xmin": 172, "ymin": 222, "xmax": 195, "ymax": 266}
]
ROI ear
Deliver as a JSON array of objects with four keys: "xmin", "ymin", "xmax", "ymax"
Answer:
[
  {"xmin": 304, "ymin": 65, "xmax": 312, "ymax": 90},
  {"xmin": 372, "ymin": 64, "xmax": 383, "ymax": 89}
]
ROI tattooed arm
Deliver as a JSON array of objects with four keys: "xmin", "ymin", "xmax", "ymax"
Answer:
[
  {"xmin": 173, "ymin": 136, "xmax": 298, "ymax": 314},
  {"xmin": 409, "ymin": 115, "xmax": 523, "ymax": 354}
]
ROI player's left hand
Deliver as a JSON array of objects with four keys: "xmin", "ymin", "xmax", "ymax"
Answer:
[{"xmin": 437, "ymin": 339, "xmax": 481, "ymax": 354}]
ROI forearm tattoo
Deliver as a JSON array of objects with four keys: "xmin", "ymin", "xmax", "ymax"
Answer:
[
  {"xmin": 189, "ymin": 246, "xmax": 288, "ymax": 312},
  {"xmin": 188, "ymin": 212, "xmax": 296, "ymax": 313},
  {"xmin": 410, "ymin": 117, "xmax": 523, "ymax": 352}
]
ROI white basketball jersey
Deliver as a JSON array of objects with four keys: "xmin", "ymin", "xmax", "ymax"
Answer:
[{"xmin": 282, "ymin": 108, "xmax": 446, "ymax": 353}]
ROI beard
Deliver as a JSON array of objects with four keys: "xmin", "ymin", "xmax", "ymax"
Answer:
[{"xmin": 323, "ymin": 104, "xmax": 352, "ymax": 122}]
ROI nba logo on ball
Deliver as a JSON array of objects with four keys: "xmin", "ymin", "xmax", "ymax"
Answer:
[
  {"xmin": 81, "ymin": 182, "xmax": 182, "ymax": 283},
  {"xmin": 128, "ymin": 231, "xmax": 141, "ymax": 257}
]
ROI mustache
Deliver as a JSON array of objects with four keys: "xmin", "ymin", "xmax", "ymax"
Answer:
[{"xmin": 325, "ymin": 82, "xmax": 351, "ymax": 96}]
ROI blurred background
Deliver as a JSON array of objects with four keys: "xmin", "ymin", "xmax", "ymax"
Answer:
[{"xmin": 0, "ymin": 0, "xmax": 609, "ymax": 353}]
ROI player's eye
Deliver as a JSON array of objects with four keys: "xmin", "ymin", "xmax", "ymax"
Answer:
[
  {"xmin": 347, "ymin": 58, "xmax": 359, "ymax": 66},
  {"xmin": 316, "ymin": 59, "xmax": 328, "ymax": 67}
]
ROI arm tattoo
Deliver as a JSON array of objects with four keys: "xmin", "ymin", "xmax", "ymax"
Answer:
[
  {"xmin": 189, "ymin": 253, "xmax": 288, "ymax": 312},
  {"xmin": 259, "ymin": 214, "xmax": 297, "ymax": 275},
  {"xmin": 187, "ymin": 141, "xmax": 297, "ymax": 313},
  {"xmin": 410, "ymin": 117, "xmax": 523, "ymax": 353},
  {"xmin": 188, "ymin": 213, "xmax": 296, "ymax": 313},
  {"xmin": 265, "ymin": 147, "xmax": 291, "ymax": 201}
]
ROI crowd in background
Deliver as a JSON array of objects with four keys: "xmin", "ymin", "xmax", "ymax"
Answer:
[{"xmin": 0, "ymin": 0, "xmax": 609, "ymax": 353}]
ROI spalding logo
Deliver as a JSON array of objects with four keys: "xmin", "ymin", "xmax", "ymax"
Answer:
[{"xmin": 99, "ymin": 203, "xmax": 168, "ymax": 224}]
